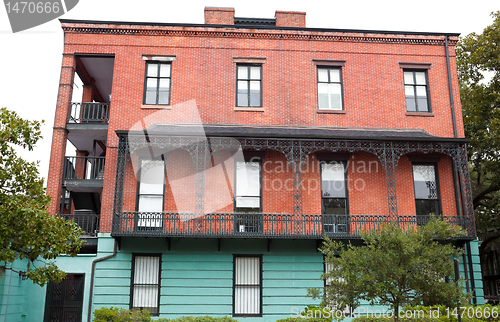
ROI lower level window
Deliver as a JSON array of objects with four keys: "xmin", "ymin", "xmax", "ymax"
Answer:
[
  {"xmin": 234, "ymin": 256, "xmax": 262, "ymax": 316},
  {"xmin": 324, "ymin": 261, "xmax": 352, "ymax": 317},
  {"xmin": 131, "ymin": 255, "xmax": 161, "ymax": 314}
]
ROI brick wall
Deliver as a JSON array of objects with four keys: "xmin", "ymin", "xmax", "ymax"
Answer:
[
  {"xmin": 204, "ymin": 7, "xmax": 235, "ymax": 25},
  {"xmin": 52, "ymin": 19, "xmax": 465, "ymax": 233},
  {"xmin": 275, "ymin": 11, "xmax": 306, "ymax": 27},
  {"xmin": 113, "ymin": 150, "xmax": 458, "ymax": 230}
]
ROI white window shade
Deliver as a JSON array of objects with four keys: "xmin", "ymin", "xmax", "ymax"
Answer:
[
  {"xmin": 132, "ymin": 256, "xmax": 160, "ymax": 314},
  {"xmin": 235, "ymin": 197, "xmax": 260, "ymax": 208},
  {"xmin": 138, "ymin": 159, "xmax": 165, "ymax": 228},
  {"xmin": 234, "ymin": 257, "xmax": 261, "ymax": 316},
  {"xmin": 236, "ymin": 162, "xmax": 260, "ymax": 197},
  {"xmin": 321, "ymin": 162, "xmax": 346, "ymax": 198},
  {"xmin": 139, "ymin": 160, "xmax": 165, "ymax": 194},
  {"xmin": 138, "ymin": 196, "xmax": 163, "ymax": 212}
]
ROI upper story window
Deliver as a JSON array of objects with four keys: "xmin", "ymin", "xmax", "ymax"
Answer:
[
  {"xmin": 235, "ymin": 161, "xmax": 261, "ymax": 213},
  {"xmin": 412, "ymin": 164, "xmax": 440, "ymax": 218},
  {"xmin": 237, "ymin": 65, "xmax": 262, "ymax": 107},
  {"xmin": 144, "ymin": 62, "xmax": 171, "ymax": 105},
  {"xmin": 137, "ymin": 159, "xmax": 165, "ymax": 228},
  {"xmin": 321, "ymin": 161, "xmax": 348, "ymax": 215},
  {"xmin": 404, "ymin": 70, "xmax": 430, "ymax": 112},
  {"xmin": 317, "ymin": 67, "xmax": 343, "ymax": 110},
  {"xmin": 321, "ymin": 161, "xmax": 348, "ymax": 233}
]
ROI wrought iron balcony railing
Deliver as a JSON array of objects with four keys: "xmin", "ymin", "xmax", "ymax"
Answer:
[
  {"xmin": 69, "ymin": 102, "xmax": 109, "ymax": 123},
  {"xmin": 63, "ymin": 156, "xmax": 105, "ymax": 180},
  {"xmin": 60, "ymin": 212, "xmax": 100, "ymax": 236},
  {"xmin": 112, "ymin": 212, "xmax": 474, "ymax": 240}
]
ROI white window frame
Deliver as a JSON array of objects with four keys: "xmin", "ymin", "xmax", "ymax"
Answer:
[
  {"xmin": 403, "ymin": 69, "xmax": 431, "ymax": 112},
  {"xmin": 236, "ymin": 64, "xmax": 262, "ymax": 107},
  {"xmin": 143, "ymin": 61, "xmax": 172, "ymax": 105},
  {"xmin": 317, "ymin": 67, "xmax": 344, "ymax": 110}
]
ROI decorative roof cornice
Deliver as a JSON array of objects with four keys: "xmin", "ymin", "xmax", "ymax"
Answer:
[{"xmin": 61, "ymin": 21, "xmax": 459, "ymax": 46}]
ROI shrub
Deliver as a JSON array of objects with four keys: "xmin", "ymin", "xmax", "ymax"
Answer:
[
  {"xmin": 156, "ymin": 317, "xmax": 238, "ymax": 322},
  {"xmin": 93, "ymin": 309, "xmax": 238, "ymax": 322},
  {"xmin": 93, "ymin": 307, "xmax": 151, "ymax": 322}
]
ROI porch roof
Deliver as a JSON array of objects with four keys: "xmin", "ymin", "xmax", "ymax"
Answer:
[{"xmin": 117, "ymin": 124, "xmax": 468, "ymax": 142}]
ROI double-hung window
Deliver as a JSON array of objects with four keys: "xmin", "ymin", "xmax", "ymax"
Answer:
[
  {"xmin": 324, "ymin": 261, "xmax": 353, "ymax": 316},
  {"xmin": 404, "ymin": 70, "xmax": 430, "ymax": 112},
  {"xmin": 412, "ymin": 164, "xmax": 440, "ymax": 221},
  {"xmin": 233, "ymin": 255, "xmax": 262, "ymax": 317},
  {"xmin": 144, "ymin": 62, "xmax": 171, "ymax": 105},
  {"xmin": 317, "ymin": 67, "xmax": 343, "ymax": 110},
  {"xmin": 321, "ymin": 161, "xmax": 348, "ymax": 233},
  {"xmin": 234, "ymin": 160, "xmax": 261, "ymax": 233},
  {"xmin": 131, "ymin": 254, "xmax": 161, "ymax": 314},
  {"xmin": 236, "ymin": 65, "xmax": 262, "ymax": 107},
  {"xmin": 137, "ymin": 159, "xmax": 165, "ymax": 228}
]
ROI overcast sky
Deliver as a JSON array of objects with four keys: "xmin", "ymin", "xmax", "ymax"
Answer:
[{"xmin": 0, "ymin": 0, "xmax": 498, "ymax": 183}]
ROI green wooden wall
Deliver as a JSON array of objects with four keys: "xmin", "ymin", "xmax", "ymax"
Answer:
[
  {"xmin": 0, "ymin": 235, "xmax": 486, "ymax": 322},
  {"xmin": 92, "ymin": 236, "xmax": 324, "ymax": 321}
]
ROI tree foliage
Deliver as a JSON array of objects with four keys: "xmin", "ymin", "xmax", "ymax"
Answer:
[
  {"xmin": 308, "ymin": 218, "xmax": 467, "ymax": 322},
  {"xmin": 0, "ymin": 107, "xmax": 83, "ymax": 286},
  {"xmin": 456, "ymin": 11, "xmax": 500, "ymax": 257}
]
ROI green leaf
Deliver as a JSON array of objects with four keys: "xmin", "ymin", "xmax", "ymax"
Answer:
[{"xmin": 0, "ymin": 107, "xmax": 84, "ymax": 287}]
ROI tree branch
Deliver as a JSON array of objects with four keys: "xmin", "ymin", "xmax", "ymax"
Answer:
[
  {"xmin": 479, "ymin": 232, "xmax": 500, "ymax": 256},
  {"xmin": 473, "ymin": 183, "xmax": 500, "ymax": 208},
  {"xmin": 1, "ymin": 265, "xmax": 25, "ymax": 275}
]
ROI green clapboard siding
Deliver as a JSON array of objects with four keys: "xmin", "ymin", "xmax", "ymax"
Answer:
[
  {"xmin": 89, "ymin": 238, "xmax": 323, "ymax": 320},
  {"xmin": 1, "ymin": 235, "xmax": 484, "ymax": 322}
]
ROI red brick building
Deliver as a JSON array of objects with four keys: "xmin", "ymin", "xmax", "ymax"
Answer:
[{"xmin": 24, "ymin": 7, "xmax": 485, "ymax": 321}]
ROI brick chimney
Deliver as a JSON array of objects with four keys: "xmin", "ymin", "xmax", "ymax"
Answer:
[
  {"xmin": 204, "ymin": 7, "xmax": 235, "ymax": 25},
  {"xmin": 275, "ymin": 11, "xmax": 306, "ymax": 28}
]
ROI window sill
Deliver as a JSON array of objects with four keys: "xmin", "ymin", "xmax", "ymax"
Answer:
[
  {"xmin": 141, "ymin": 104, "xmax": 171, "ymax": 110},
  {"xmin": 317, "ymin": 109, "xmax": 346, "ymax": 114},
  {"xmin": 405, "ymin": 112, "xmax": 434, "ymax": 117},
  {"xmin": 234, "ymin": 107, "xmax": 265, "ymax": 112}
]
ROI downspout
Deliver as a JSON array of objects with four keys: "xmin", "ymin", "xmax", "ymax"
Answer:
[
  {"xmin": 445, "ymin": 35, "xmax": 458, "ymax": 138},
  {"xmin": 446, "ymin": 35, "xmax": 477, "ymax": 303},
  {"xmin": 466, "ymin": 241, "xmax": 477, "ymax": 304},
  {"xmin": 3, "ymin": 264, "xmax": 14, "ymax": 322},
  {"xmin": 87, "ymin": 240, "xmax": 117, "ymax": 322}
]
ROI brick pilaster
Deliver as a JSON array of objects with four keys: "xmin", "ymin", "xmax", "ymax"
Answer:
[{"xmin": 47, "ymin": 54, "xmax": 75, "ymax": 215}]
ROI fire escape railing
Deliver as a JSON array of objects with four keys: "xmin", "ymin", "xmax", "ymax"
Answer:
[
  {"xmin": 60, "ymin": 211, "xmax": 100, "ymax": 236},
  {"xmin": 63, "ymin": 156, "xmax": 106, "ymax": 180},
  {"xmin": 69, "ymin": 102, "xmax": 109, "ymax": 123}
]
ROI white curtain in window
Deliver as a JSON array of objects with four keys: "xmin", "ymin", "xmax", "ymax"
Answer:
[
  {"xmin": 138, "ymin": 160, "xmax": 165, "ymax": 227},
  {"xmin": 133, "ymin": 256, "xmax": 160, "ymax": 310},
  {"xmin": 234, "ymin": 257, "xmax": 260, "ymax": 315},
  {"xmin": 235, "ymin": 162, "xmax": 260, "ymax": 197}
]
